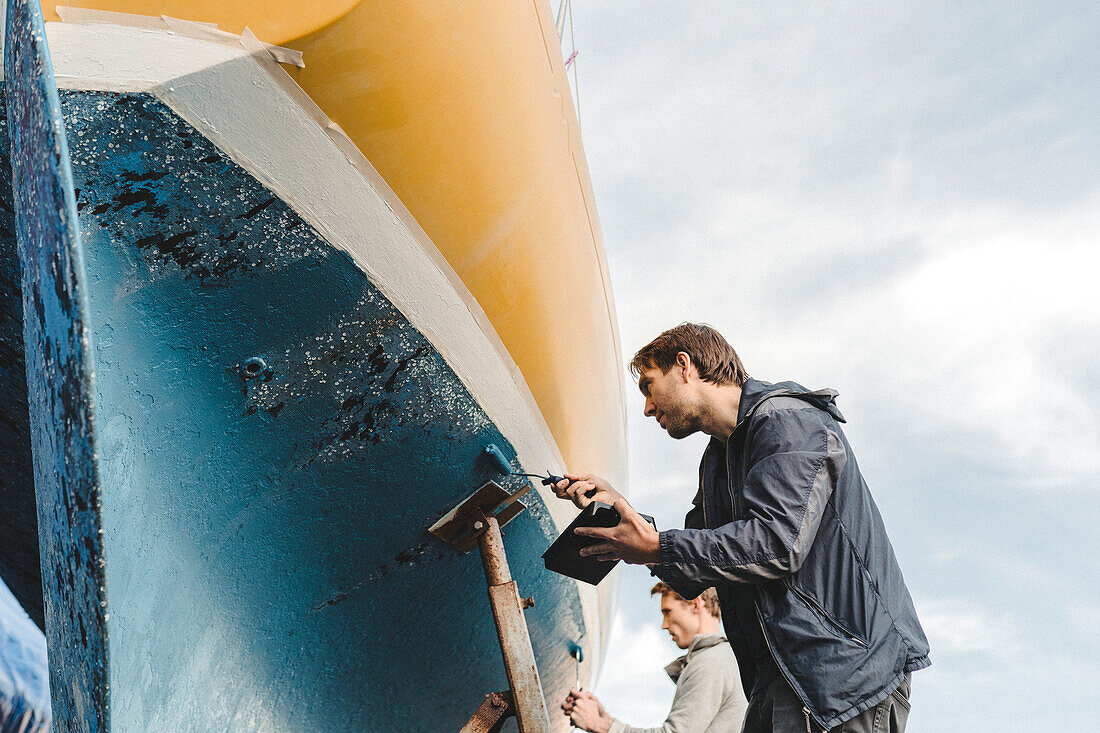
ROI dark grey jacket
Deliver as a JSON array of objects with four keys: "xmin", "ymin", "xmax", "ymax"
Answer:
[{"xmin": 654, "ymin": 379, "xmax": 930, "ymax": 729}]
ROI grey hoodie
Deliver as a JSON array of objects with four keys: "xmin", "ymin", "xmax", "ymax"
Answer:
[{"xmin": 608, "ymin": 633, "xmax": 747, "ymax": 733}]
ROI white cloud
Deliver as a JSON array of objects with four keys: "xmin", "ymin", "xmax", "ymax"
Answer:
[
  {"xmin": 592, "ymin": 614, "xmax": 679, "ymax": 727},
  {"xmin": 914, "ymin": 596, "xmax": 1021, "ymax": 657},
  {"xmin": 907, "ymin": 595, "xmax": 1100, "ymax": 730},
  {"xmin": 615, "ymin": 213, "xmax": 1100, "ymax": 493},
  {"xmin": 881, "ymin": 226, "xmax": 1100, "ymax": 483},
  {"xmin": 611, "ymin": 171, "xmax": 1100, "ymax": 492},
  {"xmin": 1062, "ymin": 598, "xmax": 1100, "ymax": 651}
]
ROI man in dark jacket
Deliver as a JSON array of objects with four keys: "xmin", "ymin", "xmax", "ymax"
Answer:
[{"xmin": 553, "ymin": 323, "xmax": 929, "ymax": 732}]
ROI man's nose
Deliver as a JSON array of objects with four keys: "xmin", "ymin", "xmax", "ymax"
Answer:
[{"xmin": 644, "ymin": 398, "xmax": 655, "ymax": 417}]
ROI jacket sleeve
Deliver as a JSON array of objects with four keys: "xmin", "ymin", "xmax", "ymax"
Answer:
[
  {"xmin": 607, "ymin": 650, "xmax": 729, "ymax": 733},
  {"xmin": 654, "ymin": 406, "xmax": 843, "ymax": 587}
]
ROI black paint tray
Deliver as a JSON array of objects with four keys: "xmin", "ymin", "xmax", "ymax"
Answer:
[{"xmin": 542, "ymin": 502, "xmax": 656, "ymax": 585}]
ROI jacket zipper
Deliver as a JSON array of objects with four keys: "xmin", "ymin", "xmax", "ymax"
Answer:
[
  {"xmin": 788, "ymin": 583, "xmax": 869, "ymax": 649},
  {"xmin": 736, "ymin": 415, "xmax": 824, "ymax": 731},
  {"xmin": 701, "ymin": 444, "xmax": 711, "ymax": 528},
  {"xmin": 725, "ymin": 434, "xmax": 743, "ymax": 519},
  {"xmin": 732, "ymin": 396, "xmax": 867, "ymax": 650},
  {"xmin": 755, "ymin": 607, "xmax": 821, "ymax": 732}
]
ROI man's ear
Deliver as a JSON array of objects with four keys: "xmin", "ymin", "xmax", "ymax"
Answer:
[
  {"xmin": 692, "ymin": 596, "xmax": 707, "ymax": 615},
  {"xmin": 676, "ymin": 351, "xmax": 692, "ymax": 379}
]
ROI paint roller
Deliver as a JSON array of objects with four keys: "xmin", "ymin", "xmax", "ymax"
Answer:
[{"xmin": 480, "ymin": 443, "xmax": 591, "ymax": 517}]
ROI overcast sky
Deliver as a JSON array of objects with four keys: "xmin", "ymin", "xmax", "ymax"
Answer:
[{"xmin": 564, "ymin": 2, "xmax": 1100, "ymax": 730}]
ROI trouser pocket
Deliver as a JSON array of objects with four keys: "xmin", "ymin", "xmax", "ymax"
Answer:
[
  {"xmin": 833, "ymin": 675, "xmax": 911, "ymax": 733},
  {"xmin": 889, "ymin": 673, "xmax": 911, "ymax": 712}
]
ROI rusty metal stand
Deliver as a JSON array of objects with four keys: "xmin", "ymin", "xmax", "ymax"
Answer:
[
  {"xmin": 460, "ymin": 691, "xmax": 516, "ymax": 733},
  {"xmin": 430, "ymin": 483, "xmax": 553, "ymax": 733}
]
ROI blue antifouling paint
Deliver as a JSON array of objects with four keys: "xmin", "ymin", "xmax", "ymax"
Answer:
[
  {"xmin": 4, "ymin": 2, "xmax": 109, "ymax": 732},
  {"xmin": 0, "ymin": 575, "xmax": 51, "ymax": 733},
  {"xmin": 483, "ymin": 443, "xmax": 513, "ymax": 475}
]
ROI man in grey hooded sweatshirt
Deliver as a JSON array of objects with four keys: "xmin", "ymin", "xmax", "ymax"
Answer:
[{"xmin": 562, "ymin": 583, "xmax": 747, "ymax": 732}]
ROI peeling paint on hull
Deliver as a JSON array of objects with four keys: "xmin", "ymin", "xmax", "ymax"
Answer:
[{"xmin": 1, "ymin": 81, "xmax": 592, "ymax": 733}]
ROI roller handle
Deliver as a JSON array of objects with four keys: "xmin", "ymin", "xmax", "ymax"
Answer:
[{"xmin": 542, "ymin": 474, "xmax": 598, "ymax": 498}]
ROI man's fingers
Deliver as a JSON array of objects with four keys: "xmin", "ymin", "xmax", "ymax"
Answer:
[
  {"xmin": 564, "ymin": 481, "xmax": 600, "ymax": 509},
  {"xmin": 576, "ymin": 526, "xmax": 619, "ymax": 560},
  {"xmin": 552, "ymin": 478, "xmax": 574, "ymax": 497},
  {"xmin": 578, "ymin": 542, "xmax": 618, "ymax": 561},
  {"xmin": 572, "ymin": 525, "xmax": 612, "ymax": 538},
  {"xmin": 565, "ymin": 481, "xmax": 594, "ymax": 499},
  {"xmin": 550, "ymin": 472, "xmax": 621, "ymax": 512},
  {"xmin": 553, "ymin": 480, "xmax": 595, "ymax": 509}
]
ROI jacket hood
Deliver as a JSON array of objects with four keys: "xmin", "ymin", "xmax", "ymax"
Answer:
[
  {"xmin": 737, "ymin": 378, "xmax": 846, "ymax": 426},
  {"xmin": 664, "ymin": 633, "xmax": 728, "ymax": 682}
]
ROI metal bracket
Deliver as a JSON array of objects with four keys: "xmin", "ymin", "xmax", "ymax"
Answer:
[{"xmin": 428, "ymin": 481, "xmax": 526, "ymax": 553}]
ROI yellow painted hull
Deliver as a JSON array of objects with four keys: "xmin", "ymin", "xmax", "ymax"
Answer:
[{"xmin": 45, "ymin": 0, "xmax": 628, "ymax": 490}]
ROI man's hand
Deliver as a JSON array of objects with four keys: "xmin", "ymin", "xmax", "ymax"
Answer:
[
  {"xmin": 552, "ymin": 473, "xmax": 623, "ymax": 509},
  {"xmin": 562, "ymin": 689, "xmax": 612, "ymax": 733},
  {"xmin": 575, "ymin": 497, "xmax": 661, "ymax": 565}
]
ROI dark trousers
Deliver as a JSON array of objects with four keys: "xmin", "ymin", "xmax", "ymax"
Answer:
[{"xmin": 741, "ymin": 674, "xmax": 911, "ymax": 733}]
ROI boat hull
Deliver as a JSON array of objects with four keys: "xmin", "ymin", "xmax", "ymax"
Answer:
[
  {"xmin": 2, "ymin": 81, "xmax": 589, "ymax": 732},
  {"xmin": 39, "ymin": 0, "xmax": 632, "ymax": 533},
  {"xmin": 1, "ymin": 16, "xmax": 611, "ymax": 731}
]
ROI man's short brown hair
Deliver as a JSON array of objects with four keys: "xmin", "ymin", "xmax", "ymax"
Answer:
[
  {"xmin": 630, "ymin": 323, "xmax": 747, "ymax": 387},
  {"xmin": 651, "ymin": 582, "xmax": 721, "ymax": 620}
]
